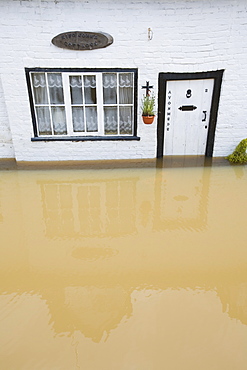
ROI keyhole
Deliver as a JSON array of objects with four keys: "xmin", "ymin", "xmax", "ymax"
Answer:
[{"xmin": 186, "ymin": 89, "xmax": 192, "ymax": 98}]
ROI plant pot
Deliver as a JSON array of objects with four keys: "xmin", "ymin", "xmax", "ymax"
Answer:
[{"xmin": 142, "ymin": 115, "xmax": 155, "ymax": 124}]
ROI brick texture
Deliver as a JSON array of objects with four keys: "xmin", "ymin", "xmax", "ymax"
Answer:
[
  {"xmin": 0, "ymin": 77, "xmax": 14, "ymax": 158},
  {"xmin": 0, "ymin": 0, "xmax": 247, "ymax": 161}
]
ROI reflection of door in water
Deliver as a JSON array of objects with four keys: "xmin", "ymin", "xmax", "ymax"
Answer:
[{"xmin": 164, "ymin": 79, "xmax": 214, "ymax": 155}]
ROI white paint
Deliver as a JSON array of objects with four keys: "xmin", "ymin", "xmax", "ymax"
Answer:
[
  {"xmin": 164, "ymin": 79, "xmax": 214, "ymax": 155},
  {"xmin": 0, "ymin": 0, "xmax": 247, "ymax": 161},
  {"xmin": 0, "ymin": 77, "xmax": 14, "ymax": 158}
]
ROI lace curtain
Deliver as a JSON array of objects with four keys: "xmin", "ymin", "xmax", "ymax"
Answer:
[
  {"xmin": 70, "ymin": 76, "xmax": 84, "ymax": 132},
  {"xmin": 72, "ymin": 107, "xmax": 98, "ymax": 132},
  {"xmin": 32, "ymin": 73, "xmax": 66, "ymax": 135},
  {"xmin": 35, "ymin": 106, "xmax": 52, "ymax": 135},
  {"xmin": 102, "ymin": 73, "xmax": 133, "ymax": 104},
  {"xmin": 69, "ymin": 75, "xmax": 97, "ymax": 132},
  {"xmin": 119, "ymin": 106, "xmax": 132, "ymax": 135},
  {"xmin": 104, "ymin": 106, "xmax": 132, "ymax": 135},
  {"xmin": 31, "ymin": 72, "xmax": 134, "ymax": 136},
  {"xmin": 31, "ymin": 73, "xmax": 48, "ymax": 105},
  {"xmin": 103, "ymin": 73, "xmax": 133, "ymax": 135}
]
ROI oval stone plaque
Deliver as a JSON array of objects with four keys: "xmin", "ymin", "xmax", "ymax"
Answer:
[{"xmin": 51, "ymin": 31, "xmax": 113, "ymax": 51}]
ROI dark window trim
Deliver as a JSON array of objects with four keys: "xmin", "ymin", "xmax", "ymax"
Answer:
[
  {"xmin": 157, "ymin": 70, "xmax": 224, "ymax": 158},
  {"xmin": 25, "ymin": 67, "xmax": 138, "ymax": 140},
  {"xmin": 31, "ymin": 136, "xmax": 140, "ymax": 142}
]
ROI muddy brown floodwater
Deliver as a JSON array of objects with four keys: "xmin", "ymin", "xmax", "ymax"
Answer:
[{"xmin": 0, "ymin": 160, "xmax": 247, "ymax": 369}]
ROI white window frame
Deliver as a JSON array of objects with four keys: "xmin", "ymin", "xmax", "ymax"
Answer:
[
  {"xmin": 27, "ymin": 68, "xmax": 138, "ymax": 140},
  {"xmin": 63, "ymin": 72, "xmax": 102, "ymax": 136}
]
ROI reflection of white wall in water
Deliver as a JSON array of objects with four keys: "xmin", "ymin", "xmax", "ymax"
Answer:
[{"xmin": 0, "ymin": 196, "xmax": 2, "ymax": 223}]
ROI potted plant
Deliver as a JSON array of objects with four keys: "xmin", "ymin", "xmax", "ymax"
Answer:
[{"xmin": 141, "ymin": 94, "xmax": 155, "ymax": 124}]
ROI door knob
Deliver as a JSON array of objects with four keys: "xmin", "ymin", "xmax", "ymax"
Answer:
[{"xmin": 202, "ymin": 111, "xmax": 207, "ymax": 121}]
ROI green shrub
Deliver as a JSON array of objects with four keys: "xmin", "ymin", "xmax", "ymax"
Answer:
[{"xmin": 226, "ymin": 138, "xmax": 247, "ymax": 164}]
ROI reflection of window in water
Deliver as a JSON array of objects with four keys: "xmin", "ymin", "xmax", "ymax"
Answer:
[{"xmin": 40, "ymin": 179, "xmax": 137, "ymax": 238}]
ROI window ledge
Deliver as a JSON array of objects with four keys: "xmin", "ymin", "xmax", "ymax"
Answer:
[{"xmin": 31, "ymin": 136, "xmax": 141, "ymax": 142}]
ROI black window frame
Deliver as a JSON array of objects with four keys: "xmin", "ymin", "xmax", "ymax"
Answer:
[{"xmin": 25, "ymin": 67, "xmax": 140, "ymax": 142}]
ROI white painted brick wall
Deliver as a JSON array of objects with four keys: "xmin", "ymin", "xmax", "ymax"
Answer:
[
  {"xmin": 0, "ymin": 0, "xmax": 247, "ymax": 161},
  {"xmin": 0, "ymin": 77, "xmax": 14, "ymax": 158}
]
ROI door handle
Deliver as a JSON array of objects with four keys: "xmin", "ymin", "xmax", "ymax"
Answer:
[
  {"xmin": 178, "ymin": 105, "xmax": 197, "ymax": 111},
  {"xmin": 202, "ymin": 111, "xmax": 207, "ymax": 122}
]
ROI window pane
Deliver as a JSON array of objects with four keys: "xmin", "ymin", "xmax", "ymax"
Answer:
[
  {"xmin": 36, "ymin": 106, "xmax": 52, "ymax": 135},
  {"xmin": 30, "ymin": 69, "xmax": 136, "ymax": 138},
  {"xmin": 104, "ymin": 107, "xmax": 118, "ymax": 135},
  {"xmin": 83, "ymin": 76, "xmax": 96, "ymax": 104},
  {"xmin": 120, "ymin": 107, "xmax": 133, "ymax": 134},
  {"xmin": 51, "ymin": 107, "xmax": 67, "ymax": 135},
  {"xmin": 119, "ymin": 73, "xmax": 133, "ymax": 104},
  {"xmin": 72, "ymin": 107, "xmax": 85, "ymax": 132},
  {"xmin": 70, "ymin": 76, "xmax": 83, "ymax": 104},
  {"xmin": 31, "ymin": 73, "xmax": 48, "ymax": 105},
  {"xmin": 103, "ymin": 73, "xmax": 117, "ymax": 104},
  {"xmin": 47, "ymin": 73, "xmax": 64, "ymax": 105},
  {"xmin": 85, "ymin": 107, "xmax": 98, "ymax": 132}
]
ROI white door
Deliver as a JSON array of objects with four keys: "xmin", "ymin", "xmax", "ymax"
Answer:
[{"xmin": 164, "ymin": 79, "xmax": 214, "ymax": 155}]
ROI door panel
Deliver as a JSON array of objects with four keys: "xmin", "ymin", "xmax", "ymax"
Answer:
[{"xmin": 164, "ymin": 79, "xmax": 214, "ymax": 155}]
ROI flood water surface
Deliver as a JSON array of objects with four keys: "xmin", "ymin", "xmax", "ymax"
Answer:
[{"xmin": 0, "ymin": 163, "xmax": 247, "ymax": 369}]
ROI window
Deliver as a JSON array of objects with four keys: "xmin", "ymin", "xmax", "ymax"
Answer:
[{"xmin": 26, "ymin": 68, "xmax": 139, "ymax": 141}]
